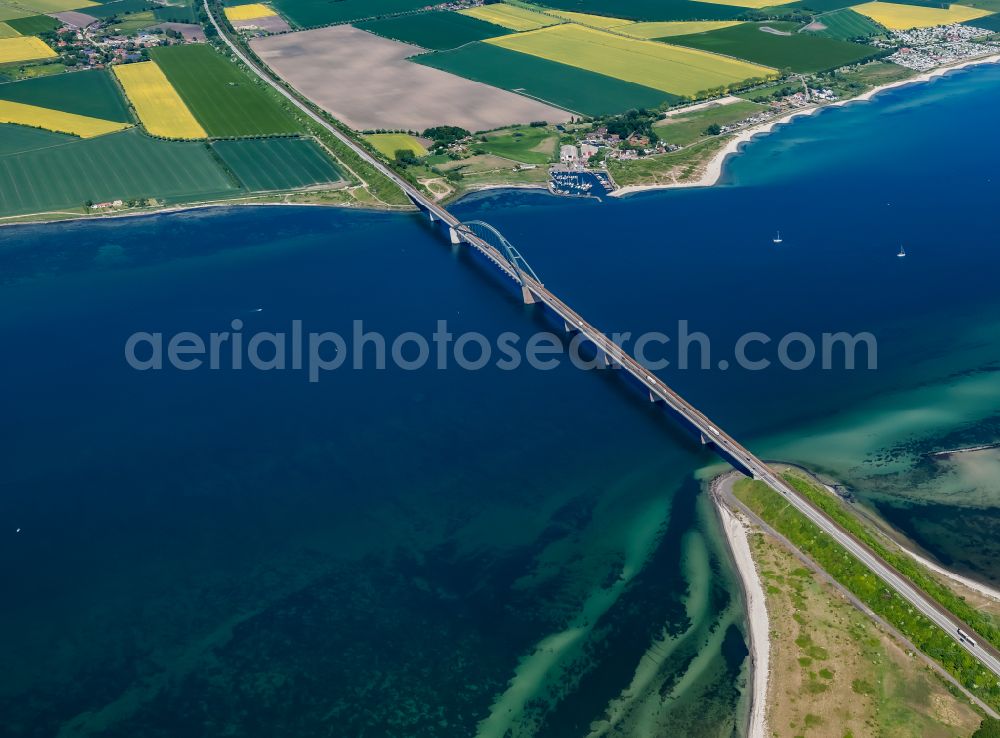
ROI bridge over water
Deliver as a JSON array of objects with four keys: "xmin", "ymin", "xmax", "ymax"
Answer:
[{"xmin": 207, "ymin": 0, "xmax": 1000, "ymax": 685}]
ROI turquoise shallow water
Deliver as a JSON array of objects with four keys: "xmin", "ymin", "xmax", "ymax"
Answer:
[{"xmin": 3, "ymin": 62, "xmax": 1000, "ymax": 737}]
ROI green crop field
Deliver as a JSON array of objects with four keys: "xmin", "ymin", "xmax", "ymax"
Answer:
[
  {"xmin": 355, "ymin": 10, "xmax": 511, "ymax": 50},
  {"xmin": 213, "ymin": 137, "xmax": 342, "ymax": 192},
  {"xmin": 0, "ymin": 6, "xmax": 32, "ymax": 21},
  {"xmin": 780, "ymin": 0, "xmax": 869, "ymax": 12},
  {"xmin": 807, "ymin": 8, "xmax": 884, "ymax": 38},
  {"xmin": 100, "ymin": 10, "xmax": 156, "ymax": 33},
  {"xmin": 0, "ymin": 69, "xmax": 133, "ymax": 122},
  {"xmin": 153, "ymin": 2, "xmax": 197, "ymax": 22},
  {"xmin": 85, "ymin": 0, "xmax": 158, "ymax": 18},
  {"xmin": 364, "ymin": 133, "xmax": 427, "ymax": 158},
  {"xmin": 268, "ymin": 0, "xmax": 430, "ymax": 28},
  {"xmin": 528, "ymin": 0, "xmax": 744, "ymax": 21},
  {"xmin": 150, "ymin": 44, "xmax": 301, "ymax": 137},
  {"xmin": 963, "ymin": 0, "xmax": 1000, "ymax": 11},
  {"xmin": 477, "ymin": 126, "xmax": 558, "ymax": 164},
  {"xmin": 667, "ymin": 22, "xmax": 880, "ymax": 73},
  {"xmin": 415, "ymin": 42, "xmax": 679, "ymax": 116},
  {"xmin": 0, "ymin": 122, "xmax": 73, "ymax": 154},
  {"xmin": 5, "ymin": 13, "xmax": 59, "ymax": 34},
  {"xmin": 965, "ymin": 11, "xmax": 1000, "ymax": 28},
  {"xmin": 655, "ymin": 99, "xmax": 766, "ymax": 145},
  {"xmin": 879, "ymin": 0, "xmax": 949, "ymax": 7},
  {"xmin": 0, "ymin": 128, "xmax": 239, "ymax": 217}
]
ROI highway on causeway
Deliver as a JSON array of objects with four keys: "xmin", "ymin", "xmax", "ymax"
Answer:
[{"xmin": 207, "ymin": 1, "xmax": 1000, "ymax": 685}]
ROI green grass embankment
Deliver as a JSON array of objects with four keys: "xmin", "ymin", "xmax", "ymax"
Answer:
[{"xmin": 734, "ymin": 475, "xmax": 1000, "ymax": 711}]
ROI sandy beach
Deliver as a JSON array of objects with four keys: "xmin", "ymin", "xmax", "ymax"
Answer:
[
  {"xmin": 611, "ymin": 52, "xmax": 1000, "ymax": 198},
  {"xmin": 715, "ymin": 497, "xmax": 769, "ymax": 738}
]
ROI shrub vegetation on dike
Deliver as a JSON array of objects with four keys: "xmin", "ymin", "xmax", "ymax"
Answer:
[{"xmin": 734, "ymin": 476, "xmax": 1000, "ymax": 711}]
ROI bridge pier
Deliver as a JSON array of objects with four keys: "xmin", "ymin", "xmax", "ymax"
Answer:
[
  {"xmin": 428, "ymin": 210, "xmax": 437, "ymax": 222},
  {"xmin": 449, "ymin": 226, "xmax": 462, "ymax": 245},
  {"xmin": 521, "ymin": 285, "xmax": 538, "ymax": 305}
]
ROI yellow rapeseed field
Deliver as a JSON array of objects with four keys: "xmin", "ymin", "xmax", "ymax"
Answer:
[
  {"xmin": 114, "ymin": 61, "xmax": 207, "ymax": 139},
  {"xmin": 851, "ymin": 1, "xmax": 990, "ymax": 29},
  {"xmin": 619, "ymin": 21, "xmax": 744, "ymax": 39},
  {"xmin": 0, "ymin": 36, "xmax": 56, "ymax": 64},
  {"xmin": 223, "ymin": 3, "xmax": 277, "ymax": 21},
  {"xmin": 0, "ymin": 99, "xmax": 130, "ymax": 137},
  {"xmin": 459, "ymin": 3, "xmax": 559, "ymax": 31},
  {"xmin": 485, "ymin": 24, "xmax": 777, "ymax": 97}
]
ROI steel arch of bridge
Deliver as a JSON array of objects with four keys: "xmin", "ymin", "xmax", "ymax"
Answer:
[{"xmin": 456, "ymin": 221, "xmax": 542, "ymax": 286}]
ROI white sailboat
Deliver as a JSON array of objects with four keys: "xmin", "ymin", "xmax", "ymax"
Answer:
[
  {"xmin": 897, "ymin": 244, "xmax": 906, "ymax": 258},
  {"xmin": 772, "ymin": 230, "xmax": 782, "ymax": 244}
]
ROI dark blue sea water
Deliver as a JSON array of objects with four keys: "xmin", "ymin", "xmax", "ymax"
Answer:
[{"xmin": 3, "ymin": 63, "xmax": 1000, "ymax": 737}]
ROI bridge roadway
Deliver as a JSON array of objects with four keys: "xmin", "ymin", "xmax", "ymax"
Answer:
[{"xmin": 209, "ymin": 0, "xmax": 1000, "ymax": 684}]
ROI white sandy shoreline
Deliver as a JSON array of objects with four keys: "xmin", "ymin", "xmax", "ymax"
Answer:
[
  {"xmin": 610, "ymin": 52, "xmax": 1000, "ymax": 198},
  {"xmin": 715, "ymin": 497, "xmax": 769, "ymax": 738}
]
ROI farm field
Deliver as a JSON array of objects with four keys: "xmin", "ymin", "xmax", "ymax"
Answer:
[
  {"xmin": 781, "ymin": 0, "xmax": 866, "ymax": 10},
  {"xmin": 213, "ymin": 137, "xmax": 342, "ymax": 192},
  {"xmin": 806, "ymin": 7, "xmax": 884, "ymax": 38},
  {"xmin": 252, "ymin": 26, "xmax": 569, "ymax": 132},
  {"xmin": 224, "ymin": 2, "xmax": 275, "ymax": 21},
  {"xmin": 5, "ymin": 13, "xmax": 59, "ymax": 34},
  {"xmin": 620, "ymin": 20, "xmax": 742, "ymax": 37},
  {"xmin": 364, "ymin": 133, "xmax": 427, "ymax": 158},
  {"xmin": 355, "ymin": 11, "xmax": 512, "ymax": 51},
  {"xmin": 851, "ymin": 0, "xmax": 991, "ymax": 28},
  {"xmin": 654, "ymin": 99, "xmax": 766, "ymax": 145},
  {"xmin": 477, "ymin": 126, "xmax": 557, "ymax": 165},
  {"xmin": 113, "ymin": 61, "xmax": 206, "ymax": 139},
  {"xmin": 416, "ymin": 41, "xmax": 678, "ymax": 116},
  {"xmin": 267, "ymin": 0, "xmax": 429, "ymax": 28},
  {"xmin": 0, "ymin": 69, "xmax": 133, "ymax": 121},
  {"xmin": 0, "ymin": 5, "xmax": 31, "ymax": 20},
  {"xmin": 0, "ymin": 36, "xmax": 54, "ymax": 64},
  {"xmin": 485, "ymin": 23, "xmax": 776, "ymax": 97},
  {"xmin": 522, "ymin": 0, "xmax": 745, "ymax": 21},
  {"xmin": 459, "ymin": 3, "xmax": 558, "ymax": 31},
  {"xmin": 966, "ymin": 12, "xmax": 1000, "ymax": 29},
  {"xmin": 7, "ymin": 61, "xmax": 65, "ymax": 79},
  {"xmin": 963, "ymin": 0, "xmax": 1000, "ymax": 10},
  {"xmin": 85, "ymin": 0, "xmax": 158, "ymax": 19},
  {"xmin": 697, "ymin": 0, "xmax": 796, "ymax": 7},
  {"xmin": 150, "ymin": 44, "xmax": 301, "ymax": 137},
  {"xmin": 0, "ymin": 98, "xmax": 129, "ymax": 136},
  {"xmin": 667, "ymin": 22, "xmax": 880, "ymax": 73},
  {"xmin": 153, "ymin": 3, "xmax": 197, "ymax": 23},
  {"xmin": 101, "ymin": 10, "xmax": 157, "ymax": 34},
  {"xmin": 542, "ymin": 9, "xmax": 630, "ymax": 27},
  {"xmin": 1, "ymin": 0, "xmax": 94, "ymax": 12},
  {"xmin": 0, "ymin": 122, "xmax": 73, "ymax": 154},
  {"xmin": 0, "ymin": 20, "xmax": 17, "ymax": 37},
  {"xmin": 0, "ymin": 128, "xmax": 239, "ymax": 217}
]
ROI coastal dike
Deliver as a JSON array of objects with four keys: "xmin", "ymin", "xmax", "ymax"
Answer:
[{"xmin": 713, "ymin": 467, "xmax": 1000, "ymax": 737}]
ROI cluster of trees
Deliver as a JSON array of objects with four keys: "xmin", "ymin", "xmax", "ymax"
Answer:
[
  {"xmin": 422, "ymin": 125, "xmax": 470, "ymax": 150},
  {"xmin": 601, "ymin": 109, "xmax": 659, "ymax": 143},
  {"xmin": 974, "ymin": 719, "xmax": 1000, "ymax": 738}
]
